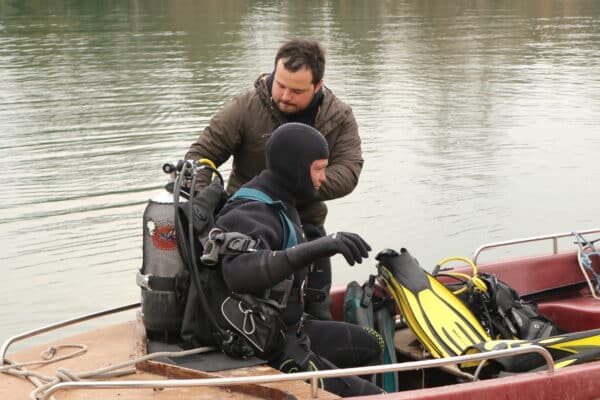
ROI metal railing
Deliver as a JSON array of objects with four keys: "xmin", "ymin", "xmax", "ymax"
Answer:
[
  {"xmin": 0, "ymin": 302, "xmax": 140, "ymax": 366},
  {"xmin": 40, "ymin": 345, "xmax": 554, "ymax": 400},
  {"xmin": 472, "ymin": 228, "xmax": 600, "ymax": 265}
]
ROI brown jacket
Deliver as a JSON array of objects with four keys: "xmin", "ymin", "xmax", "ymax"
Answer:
[{"xmin": 185, "ymin": 74, "xmax": 363, "ymax": 226}]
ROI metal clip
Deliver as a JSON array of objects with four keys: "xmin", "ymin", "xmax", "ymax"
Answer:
[{"xmin": 238, "ymin": 302, "xmax": 256, "ymax": 335}]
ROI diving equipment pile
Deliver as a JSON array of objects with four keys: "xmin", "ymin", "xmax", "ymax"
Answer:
[
  {"xmin": 137, "ymin": 160, "xmax": 295, "ymax": 361},
  {"xmin": 375, "ymin": 247, "xmax": 600, "ymax": 377},
  {"xmin": 433, "ymin": 256, "xmax": 564, "ymax": 341}
]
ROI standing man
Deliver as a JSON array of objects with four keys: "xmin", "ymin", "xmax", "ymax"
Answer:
[{"xmin": 185, "ymin": 39, "xmax": 363, "ymax": 319}]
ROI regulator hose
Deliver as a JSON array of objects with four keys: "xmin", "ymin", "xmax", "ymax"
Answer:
[
  {"xmin": 173, "ymin": 162, "xmax": 227, "ymax": 340},
  {"xmin": 435, "ymin": 256, "xmax": 488, "ymax": 295}
]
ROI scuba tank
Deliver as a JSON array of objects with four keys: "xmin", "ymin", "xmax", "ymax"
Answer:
[{"xmin": 137, "ymin": 162, "xmax": 188, "ymax": 340}]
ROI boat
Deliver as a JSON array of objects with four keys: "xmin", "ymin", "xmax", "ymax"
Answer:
[{"xmin": 3, "ymin": 228, "xmax": 600, "ymax": 400}]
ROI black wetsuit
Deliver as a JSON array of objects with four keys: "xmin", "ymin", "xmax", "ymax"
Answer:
[{"xmin": 216, "ymin": 170, "xmax": 383, "ymax": 397}]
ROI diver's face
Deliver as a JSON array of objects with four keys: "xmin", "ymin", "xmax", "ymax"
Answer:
[
  {"xmin": 310, "ymin": 159, "xmax": 328, "ymax": 190},
  {"xmin": 271, "ymin": 58, "xmax": 323, "ymax": 114}
]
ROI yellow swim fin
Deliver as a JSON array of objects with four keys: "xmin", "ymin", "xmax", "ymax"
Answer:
[
  {"xmin": 375, "ymin": 248, "xmax": 490, "ymax": 358},
  {"xmin": 461, "ymin": 329, "xmax": 600, "ymax": 374}
]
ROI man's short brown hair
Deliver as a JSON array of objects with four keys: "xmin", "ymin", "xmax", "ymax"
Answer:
[{"xmin": 274, "ymin": 39, "xmax": 325, "ymax": 85}]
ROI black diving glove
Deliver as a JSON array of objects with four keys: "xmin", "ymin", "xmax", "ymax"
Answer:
[{"xmin": 285, "ymin": 232, "xmax": 371, "ymax": 268}]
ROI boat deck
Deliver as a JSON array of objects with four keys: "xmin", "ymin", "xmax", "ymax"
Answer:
[{"xmin": 0, "ymin": 320, "xmax": 339, "ymax": 400}]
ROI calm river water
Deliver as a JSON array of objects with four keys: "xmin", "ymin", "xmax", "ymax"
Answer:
[{"xmin": 1, "ymin": 1, "xmax": 599, "ymax": 341}]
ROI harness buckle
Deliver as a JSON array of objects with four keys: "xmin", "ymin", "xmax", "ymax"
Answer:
[
  {"xmin": 227, "ymin": 237, "xmax": 258, "ymax": 252},
  {"xmin": 201, "ymin": 240, "xmax": 220, "ymax": 266},
  {"xmin": 201, "ymin": 228, "xmax": 226, "ymax": 266}
]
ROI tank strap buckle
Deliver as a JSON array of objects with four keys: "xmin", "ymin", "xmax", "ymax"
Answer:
[
  {"xmin": 137, "ymin": 271, "xmax": 179, "ymax": 291},
  {"xmin": 136, "ymin": 271, "xmax": 151, "ymax": 290}
]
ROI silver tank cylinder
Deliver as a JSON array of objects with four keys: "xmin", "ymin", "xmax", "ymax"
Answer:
[{"xmin": 139, "ymin": 189, "xmax": 187, "ymax": 336}]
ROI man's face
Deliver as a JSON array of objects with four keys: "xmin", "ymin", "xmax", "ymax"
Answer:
[
  {"xmin": 310, "ymin": 159, "xmax": 328, "ymax": 190},
  {"xmin": 271, "ymin": 58, "xmax": 323, "ymax": 114}
]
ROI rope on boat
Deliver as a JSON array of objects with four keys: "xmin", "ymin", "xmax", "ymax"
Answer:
[
  {"xmin": 0, "ymin": 344, "xmax": 87, "ymax": 372},
  {"xmin": 1, "ymin": 343, "xmax": 215, "ymax": 400}
]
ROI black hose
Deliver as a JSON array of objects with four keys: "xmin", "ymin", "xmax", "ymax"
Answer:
[
  {"xmin": 173, "ymin": 163, "xmax": 226, "ymax": 339},
  {"xmin": 188, "ymin": 167, "xmax": 226, "ymax": 337}
]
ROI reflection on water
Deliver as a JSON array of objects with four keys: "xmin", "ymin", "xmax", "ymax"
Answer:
[{"xmin": 1, "ymin": 0, "xmax": 599, "ymax": 340}]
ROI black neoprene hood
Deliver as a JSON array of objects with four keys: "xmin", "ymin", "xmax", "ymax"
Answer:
[{"xmin": 265, "ymin": 122, "xmax": 329, "ymax": 200}]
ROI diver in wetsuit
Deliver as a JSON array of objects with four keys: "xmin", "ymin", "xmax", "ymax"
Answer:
[{"xmin": 216, "ymin": 122, "xmax": 383, "ymax": 397}]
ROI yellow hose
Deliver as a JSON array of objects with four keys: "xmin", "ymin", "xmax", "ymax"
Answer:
[
  {"xmin": 198, "ymin": 158, "xmax": 217, "ymax": 170},
  {"xmin": 436, "ymin": 256, "xmax": 488, "ymax": 294}
]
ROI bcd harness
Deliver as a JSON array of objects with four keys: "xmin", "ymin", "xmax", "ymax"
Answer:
[{"xmin": 139, "ymin": 160, "xmax": 300, "ymax": 360}]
